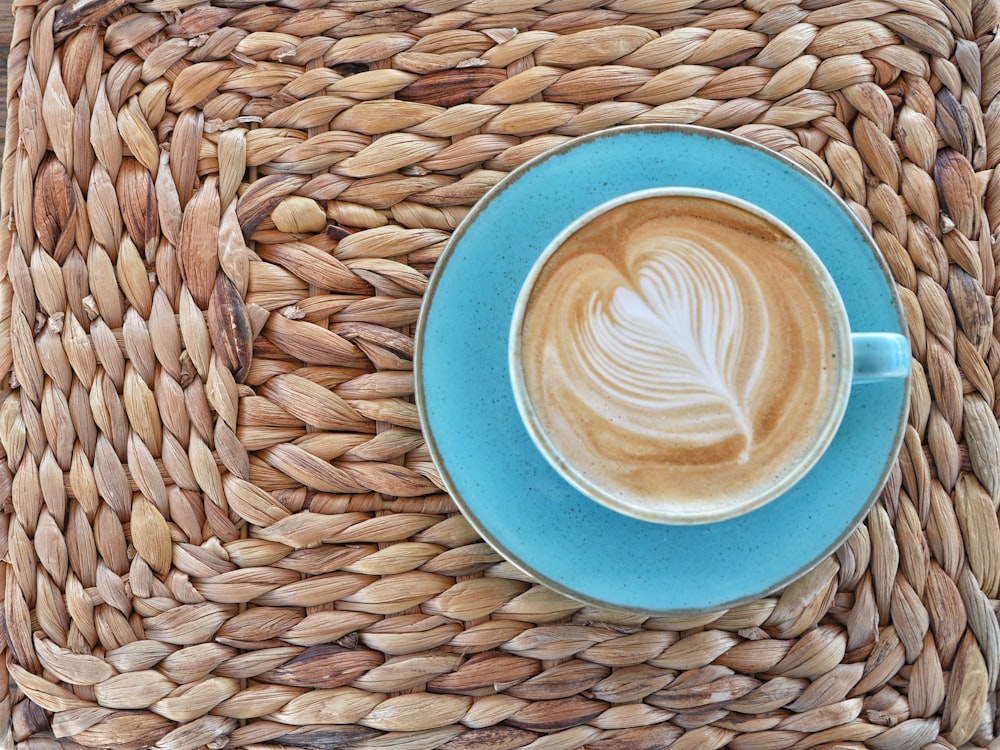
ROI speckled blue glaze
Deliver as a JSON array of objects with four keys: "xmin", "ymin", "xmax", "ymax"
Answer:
[{"xmin": 414, "ymin": 125, "xmax": 910, "ymax": 615}]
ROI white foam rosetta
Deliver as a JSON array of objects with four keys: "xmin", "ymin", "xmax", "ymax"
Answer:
[{"xmin": 570, "ymin": 233, "xmax": 769, "ymax": 459}]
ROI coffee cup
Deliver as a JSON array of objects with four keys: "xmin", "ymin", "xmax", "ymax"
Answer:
[{"xmin": 509, "ymin": 187, "xmax": 910, "ymax": 525}]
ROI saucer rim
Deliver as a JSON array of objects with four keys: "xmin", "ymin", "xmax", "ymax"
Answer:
[{"xmin": 414, "ymin": 124, "xmax": 911, "ymax": 615}]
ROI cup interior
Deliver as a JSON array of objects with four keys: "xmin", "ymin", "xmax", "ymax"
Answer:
[{"xmin": 509, "ymin": 187, "xmax": 855, "ymax": 524}]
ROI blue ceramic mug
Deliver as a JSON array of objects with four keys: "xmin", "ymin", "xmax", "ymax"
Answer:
[{"xmin": 509, "ymin": 187, "xmax": 909, "ymax": 525}]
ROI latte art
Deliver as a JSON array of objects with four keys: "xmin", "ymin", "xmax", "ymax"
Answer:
[
  {"xmin": 573, "ymin": 231, "xmax": 768, "ymax": 462},
  {"xmin": 515, "ymin": 193, "xmax": 847, "ymax": 516}
]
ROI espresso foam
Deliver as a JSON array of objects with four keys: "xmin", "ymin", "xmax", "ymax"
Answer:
[{"xmin": 517, "ymin": 194, "xmax": 844, "ymax": 512}]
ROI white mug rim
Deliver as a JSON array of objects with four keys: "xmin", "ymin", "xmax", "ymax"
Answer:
[{"xmin": 508, "ymin": 186, "xmax": 854, "ymax": 525}]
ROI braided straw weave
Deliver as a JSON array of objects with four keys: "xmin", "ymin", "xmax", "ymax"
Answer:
[{"xmin": 2, "ymin": 0, "xmax": 1000, "ymax": 748}]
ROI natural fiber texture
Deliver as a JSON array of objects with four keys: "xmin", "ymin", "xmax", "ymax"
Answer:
[{"xmin": 1, "ymin": 0, "xmax": 999, "ymax": 748}]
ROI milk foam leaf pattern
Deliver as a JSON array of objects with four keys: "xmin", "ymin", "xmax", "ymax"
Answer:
[{"xmin": 572, "ymin": 236, "xmax": 768, "ymax": 458}]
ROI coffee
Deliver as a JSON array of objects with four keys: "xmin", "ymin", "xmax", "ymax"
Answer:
[{"xmin": 512, "ymin": 192, "xmax": 849, "ymax": 520}]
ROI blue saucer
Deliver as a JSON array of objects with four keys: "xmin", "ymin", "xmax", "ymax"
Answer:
[{"xmin": 415, "ymin": 125, "xmax": 910, "ymax": 614}]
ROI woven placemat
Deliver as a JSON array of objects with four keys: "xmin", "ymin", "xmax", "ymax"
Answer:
[{"xmin": 2, "ymin": 0, "xmax": 999, "ymax": 748}]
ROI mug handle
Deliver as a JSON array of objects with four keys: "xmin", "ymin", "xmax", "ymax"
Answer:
[{"xmin": 852, "ymin": 333, "xmax": 910, "ymax": 384}]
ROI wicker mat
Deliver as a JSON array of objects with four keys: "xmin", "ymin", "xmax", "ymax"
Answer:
[{"xmin": 1, "ymin": 0, "xmax": 999, "ymax": 748}]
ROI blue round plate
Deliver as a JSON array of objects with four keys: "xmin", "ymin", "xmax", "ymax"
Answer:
[{"xmin": 415, "ymin": 125, "xmax": 910, "ymax": 614}]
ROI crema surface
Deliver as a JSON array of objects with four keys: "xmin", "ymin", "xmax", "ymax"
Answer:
[{"xmin": 517, "ymin": 194, "xmax": 845, "ymax": 515}]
